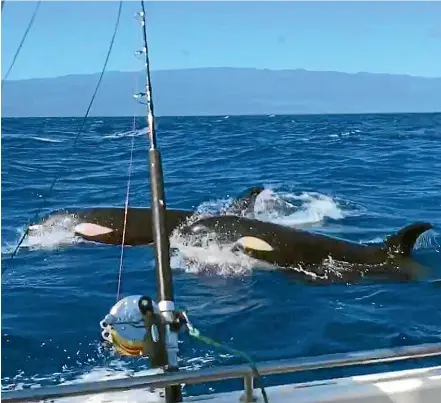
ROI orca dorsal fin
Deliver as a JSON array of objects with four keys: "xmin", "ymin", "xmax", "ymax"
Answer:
[
  {"xmin": 229, "ymin": 186, "xmax": 265, "ymax": 216},
  {"xmin": 385, "ymin": 222, "xmax": 433, "ymax": 256}
]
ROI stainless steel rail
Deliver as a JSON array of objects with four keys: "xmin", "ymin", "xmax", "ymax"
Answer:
[{"xmin": 3, "ymin": 342, "xmax": 441, "ymax": 402}]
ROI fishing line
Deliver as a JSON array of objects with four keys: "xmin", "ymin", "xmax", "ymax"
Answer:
[
  {"xmin": 2, "ymin": 0, "xmax": 41, "ymax": 82},
  {"xmin": 116, "ymin": 118, "xmax": 136, "ymax": 302},
  {"xmin": 2, "ymin": 1, "xmax": 124, "ymax": 276},
  {"xmin": 116, "ymin": 20, "xmax": 151, "ymax": 301},
  {"xmin": 116, "ymin": 73, "xmax": 139, "ymax": 301}
]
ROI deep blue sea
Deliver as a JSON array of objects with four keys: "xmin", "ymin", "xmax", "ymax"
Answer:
[{"xmin": 2, "ymin": 113, "xmax": 441, "ymax": 398}]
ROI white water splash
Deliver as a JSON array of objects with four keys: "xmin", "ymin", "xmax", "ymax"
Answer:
[
  {"xmin": 362, "ymin": 237, "xmax": 384, "ymax": 245},
  {"xmin": 253, "ymin": 188, "xmax": 346, "ymax": 226},
  {"xmin": 3, "ymin": 214, "xmax": 84, "ymax": 255},
  {"xmin": 26, "ymin": 214, "xmax": 83, "ymax": 250},
  {"xmin": 195, "ymin": 188, "xmax": 348, "ymax": 227},
  {"xmin": 414, "ymin": 229, "xmax": 440, "ymax": 251},
  {"xmin": 195, "ymin": 197, "xmax": 233, "ymax": 217},
  {"xmin": 30, "ymin": 136, "xmax": 64, "ymax": 143},
  {"xmin": 169, "ymin": 230, "xmax": 263, "ymax": 277},
  {"xmin": 102, "ymin": 127, "xmax": 147, "ymax": 140}
]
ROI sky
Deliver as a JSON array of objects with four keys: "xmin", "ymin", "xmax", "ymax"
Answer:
[{"xmin": 1, "ymin": 1, "xmax": 441, "ymax": 80}]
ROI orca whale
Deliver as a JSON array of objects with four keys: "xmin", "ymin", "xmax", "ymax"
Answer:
[
  {"xmin": 180, "ymin": 215, "xmax": 433, "ymax": 283},
  {"xmin": 29, "ymin": 186, "xmax": 265, "ymax": 246}
]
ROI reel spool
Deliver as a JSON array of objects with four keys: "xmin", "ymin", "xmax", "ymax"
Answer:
[{"xmin": 100, "ymin": 295, "xmax": 160, "ymax": 357}]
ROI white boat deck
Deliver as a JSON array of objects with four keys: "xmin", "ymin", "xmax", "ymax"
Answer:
[
  {"xmin": 191, "ymin": 366, "xmax": 441, "ymax": 403},
  {"xmin": 4, "ymin": 365, "xmax": 441, "ymax": 403}
]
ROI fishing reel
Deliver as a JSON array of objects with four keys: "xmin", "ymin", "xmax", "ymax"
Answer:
[{"xmin": 100, "ymin": 295, "xmax": 185, "ymax": 365}]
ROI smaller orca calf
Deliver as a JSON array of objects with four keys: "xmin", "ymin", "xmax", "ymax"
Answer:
[
  {"xmin": 181, "ymin": 216, "xmax": 433, "ymax": 283},
  {"xmin": 29, "ymin": 186, "xmax": 265, "ymax": 246}
]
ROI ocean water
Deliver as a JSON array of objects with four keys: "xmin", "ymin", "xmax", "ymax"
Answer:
[{"xmin": 1, "ymin": 113, "xmax": 441, "ymax": 398}]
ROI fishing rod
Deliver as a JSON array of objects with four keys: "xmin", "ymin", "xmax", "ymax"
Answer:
[
  {"xmin": 102, "ymin": 4, "xmax": 267, "ymax": 403},
  {"xmin": 137, "ymin": 2, "xmax": 182, "ymax": 402}
]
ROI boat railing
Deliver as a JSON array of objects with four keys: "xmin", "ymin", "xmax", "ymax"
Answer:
[{"xmin": 3, "ymin": 342, "xmax": 441, "ymax": 402}]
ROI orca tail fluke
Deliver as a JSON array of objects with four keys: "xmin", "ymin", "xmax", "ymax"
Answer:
[{"xmin": 385, "ymin": 222, "xmax": 433, "ymax": 256}]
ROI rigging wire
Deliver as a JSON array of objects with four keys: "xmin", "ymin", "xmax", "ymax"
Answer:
[
  {"xmin": 116, "ymin": 116, "xmax": 137, "ymax": 302},
  {"xmin": 2, "ymin": 0, "xmax": 42, "ymax": 82},
  {"xmin": 2, "ymin": 1, "xmax": 124, "ymax": 276}
]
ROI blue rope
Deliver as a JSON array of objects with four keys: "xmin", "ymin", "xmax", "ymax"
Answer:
[{"xmin": 2, "ymin": 1, "xmax": 124, "ymax": 275}]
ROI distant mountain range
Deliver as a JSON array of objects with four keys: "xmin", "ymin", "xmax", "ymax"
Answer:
[{"xmin": 2, "ymin": 68, "xmax": 441, "ymax": 117}]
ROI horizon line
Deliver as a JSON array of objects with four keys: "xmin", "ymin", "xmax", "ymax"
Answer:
[
  {"xmin": 3, "ymin": 66, "xmax": 441, "ymax": 82},
  {"xmin": 2, "ymin": 111, "xmax": 441, "ymax": 119}
]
